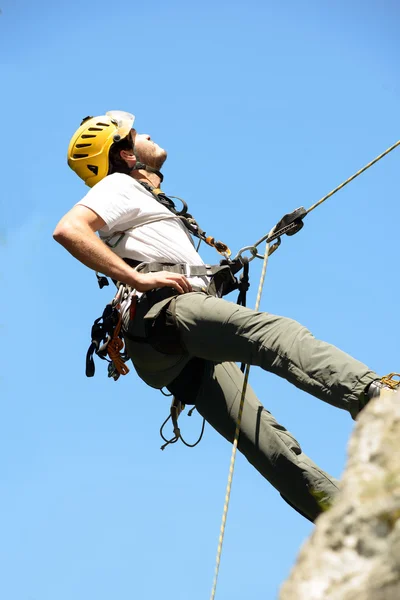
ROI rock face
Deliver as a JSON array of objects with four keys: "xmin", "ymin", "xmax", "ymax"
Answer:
[{"xmin": 280, "ymin": 389, "xmax": 400, "ymax": 600}]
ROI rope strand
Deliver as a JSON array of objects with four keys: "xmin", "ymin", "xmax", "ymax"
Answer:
[
  {"xmin": 210, "ymin": 228, "xmax": 274, "ymax": 600},
  {"xmin": 306, "ymin": 139, "xmax": 400, "ymax": 215}
]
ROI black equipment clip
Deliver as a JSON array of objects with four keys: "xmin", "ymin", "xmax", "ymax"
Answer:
[
  {"xmin": 85, "ymin": 303, "xmax": 119, "ymax": 377},
  {"xmin": 268, "ymin": 206, "xmax": 307, "ymax": 244}
]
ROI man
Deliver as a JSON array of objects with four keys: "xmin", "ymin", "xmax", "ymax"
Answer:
[{"xmin": 54, "ymin": 110, "xmax": 398, "ymax": 522}]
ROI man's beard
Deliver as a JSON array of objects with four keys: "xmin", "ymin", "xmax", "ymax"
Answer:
[{"xmin": 136, "ymin": 147, "xmax": 167, "ymax": 170}]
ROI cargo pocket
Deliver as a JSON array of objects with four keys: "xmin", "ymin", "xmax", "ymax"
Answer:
[{"xmin": 143, "ymin": 296, "xmax": 184, "ymax": 355}]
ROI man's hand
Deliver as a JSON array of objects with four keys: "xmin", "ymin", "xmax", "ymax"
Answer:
[{"xmin": 133, "ymin": 271, "xmax": 192, "ymax": 294}]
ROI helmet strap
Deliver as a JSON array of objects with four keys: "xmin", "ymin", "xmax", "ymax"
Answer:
[{"xmin": 129, "ymin": 161, "xmax": 164, "ymax": 183}]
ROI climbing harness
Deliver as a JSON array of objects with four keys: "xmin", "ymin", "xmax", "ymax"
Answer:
[
  {"xmin": 209, "ymin": 138, "xmax": 400, "ymax": 600},
  {"xmin": 86, "ymin": 180, "xmax": 247, "ymax": 448}
]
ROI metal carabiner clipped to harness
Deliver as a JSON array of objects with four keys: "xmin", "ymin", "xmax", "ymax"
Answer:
[{"xmin": 234, "ymin": 244, "xmax": 260, "ymax": 264}]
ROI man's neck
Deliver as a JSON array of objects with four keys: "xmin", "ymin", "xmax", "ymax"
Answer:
[{"xmin": 131, "ymin": 170, "xmax": 162, "ymax": 189}]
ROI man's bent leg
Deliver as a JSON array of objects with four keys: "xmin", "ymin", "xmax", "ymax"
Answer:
[
  {"xmin": 193, "ymin": 361, "xmax": 340, "ymax": 522},
  {"xmin": 171, "ymin": 293, "xmax": 378, "ymax": 417}
]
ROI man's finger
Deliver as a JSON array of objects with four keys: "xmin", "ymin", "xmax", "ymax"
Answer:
[
  {"xmin": 164, "ymin": 274, "xmax": 188, "ymax": 292},
  {"xmin": 179, "ymin": 276, "xmax": 192, "ymax": 293},
  {"xmin": 172, "ymin": 281, "xmax": 184, "ymax": 294},
  {"xmin": 177, "ymin": 275, "xmax": 192, "ymax": 293}
]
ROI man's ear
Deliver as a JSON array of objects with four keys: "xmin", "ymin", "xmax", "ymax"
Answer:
[{"xmin": 120, "ymin": 149, "xmax": 137, "ymax": 169}]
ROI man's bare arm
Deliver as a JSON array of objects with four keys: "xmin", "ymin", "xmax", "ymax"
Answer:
[{"xmin": 53, "ymin": 205, "xmax": 192, "ymax": 293}]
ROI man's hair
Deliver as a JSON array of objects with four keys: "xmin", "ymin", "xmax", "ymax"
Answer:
[{"xmin": 107, "ymin": 136, "xmax": 134, "ymax": 176}]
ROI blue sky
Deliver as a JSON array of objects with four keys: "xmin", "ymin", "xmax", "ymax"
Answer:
[{"xmin": 1, "ymin": 1, "xmax": 399, "ymax": 598}]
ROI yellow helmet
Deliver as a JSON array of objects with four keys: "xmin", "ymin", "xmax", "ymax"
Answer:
[{"xmin": 67, "ymin": 110, "xmax": 135, "ymax": 187}]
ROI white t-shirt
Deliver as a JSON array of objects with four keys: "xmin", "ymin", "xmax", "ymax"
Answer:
[{"xmin": 77, "ymin": 173, "xmax": 208, "ymax": 288}]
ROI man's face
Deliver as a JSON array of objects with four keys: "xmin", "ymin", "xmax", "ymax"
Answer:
[{"xmin": 131, "ymin": 129, "xmax": 167, "ymax": 170}]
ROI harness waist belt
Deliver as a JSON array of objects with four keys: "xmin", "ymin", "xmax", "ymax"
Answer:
[
  {"xmin": 135, "ymin": 262, "xmax": 221, "ymax": 278},
  {"xmin": 122, "ymin": 258, "xmax": 243, "ymax": 298}
]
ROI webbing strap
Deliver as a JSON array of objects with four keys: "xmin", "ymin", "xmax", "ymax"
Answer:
[{"xmin": 134, "ymin": 261, "xmax": 223, "ymax": 277}]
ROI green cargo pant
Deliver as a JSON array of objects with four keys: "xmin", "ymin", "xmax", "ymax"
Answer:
[{"xmin": 124, "ymin": 291, "xmax": 378, "ymax": 522}]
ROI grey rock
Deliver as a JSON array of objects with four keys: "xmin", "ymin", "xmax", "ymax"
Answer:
[{"xmin": 280, "ymin": 389, "xmax": 400, "ymax": 600}]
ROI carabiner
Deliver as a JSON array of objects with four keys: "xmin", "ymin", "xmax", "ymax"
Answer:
[{"xmin": 234, "ymin": 245, "xmax": 261, "ymax": 263}]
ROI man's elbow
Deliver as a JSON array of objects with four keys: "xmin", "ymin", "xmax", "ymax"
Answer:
[
  {"xmin": 53, "ymin": 219, "xmax": 75, "ymax": 246},
  {"xmin": 53, "ymin": 206, "xmax": 103, "ymax": 246}
]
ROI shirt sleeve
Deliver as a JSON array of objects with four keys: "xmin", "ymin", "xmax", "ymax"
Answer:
[{"xmin": 76, "ymin": 173, "xmax": 141, "ymax": 232}]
